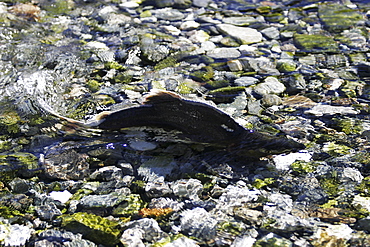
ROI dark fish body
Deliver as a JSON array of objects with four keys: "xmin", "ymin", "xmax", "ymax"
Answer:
[{"xmin": 97, "ymin": 91, "xmax": 305, "ymax": 156}]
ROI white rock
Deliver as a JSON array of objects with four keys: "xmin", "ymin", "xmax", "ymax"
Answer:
[
  {"xmin": 49, "ymin": 190, "xmax": 73, "ymax": 203},
  {"xmin": 353, "ymin": 195, "xmax": 370, "ymax": 211},
  {"xmin": 207, "ymin": 47, "xmax": 241, "ymax": 59},
  {"xmin": 84, "ymin": 41, "xmax": 109, "ymax": 50},
  {"xmin": 180, "ymin": 21, "xmax": 200, "ymax": 30},
  {"xmin": 217, "ymin": 24, "xmax": 262, "ymax": 44},
  {"xmin": 304, "ymin": 104, "xmax": 360, "ymax": 116},
  {"xmin": 273, "ymin": 151, "xmax": 312, "ymax": 170}
]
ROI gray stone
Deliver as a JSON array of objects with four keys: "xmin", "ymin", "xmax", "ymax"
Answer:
[
  {"xmin": 262, "ymin": 94, "xmax": 282, "ymax": 106},
  {"xmin": 180, "ymin": 208, "xmax": 218, "ymax": 241},
  {"xmin": 79, "ymin": 189, "xmax": 131, "ymax": 209},
  {"xmin": 145, "ymin": 177, "xmax": 172, "ymax": 198},
  {"xmin": 153, "ymin": 8, "xmax": 185, "ymax": 21},
  {"xmin": 9, "ymin": 178, "xmax": 30, "ymax": 194},
  {"xmin": 207, "ymin": 48, "xmax": 241, "ymax": 59},
  {"xmin": 222, "ymin": 16, "xmax": 256, "ymax": 26},
  {"xmin": 36, "ymin": 203, "xmax": 62, "ymax": 221},
  {"xmin": 171, "ymin": 178, "xmax": 203, "ymax": 200},
  {"xmin": 122, "ymin": 218, "xmax": 168, "ymax": 243},
  {"xmin": 89, "ymin": 166, "xmax": 123, "ymax": 181},
  {"xmin": 304, "ymin": 104, "xmax": 360, "ymax": 116},
  {"xmin": 260, "ymin": 27, "xmax": 280, "ymax": 40},
  {"xmin": 192, "ymin": 0, "xmax": 212, "ymax": 7},
  {"xmin": 254, "ymin": 77, "xmax": 286, "ymax": 96},
  {"xmin": 217, "ymin": 24, "xmax": 262, "ymax": 45},
  {"xmin": 234, "ymin": 76, "xmax": 259, "ymax": 86}
]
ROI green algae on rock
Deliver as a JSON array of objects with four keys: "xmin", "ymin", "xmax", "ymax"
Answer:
[
  {"xmin": 293, "ymin": 34, "xmax": 339, "ymax": 53},
  {"xmin": 60, "ymin": 212, "xmax": 122, "ymax": 246},
  {"xmin": 319, "ymin": 4, "xmax": 363, "ymax": 33}
]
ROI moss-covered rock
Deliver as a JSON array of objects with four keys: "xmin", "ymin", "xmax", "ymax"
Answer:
[
  {"xmin": 319, "ymin": 4, "xmax": 363, "ymax": 33},
  {"xmin": 60, "ymin": 212, "xmax": 122, "ymax": 246},
  {"xmin": 294, "ymin": 34, "xmax": 339, "ymax": 53}
]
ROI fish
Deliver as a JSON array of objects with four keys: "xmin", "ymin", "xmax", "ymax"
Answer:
[{"xmin": 41, "ymin": 90, "xmax": 305, "ymax": 157}]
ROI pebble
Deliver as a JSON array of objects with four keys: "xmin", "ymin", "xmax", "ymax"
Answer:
[
  {"xmin": 253, "ymin": 76, "xmax": 286, "ymax": 95},
  {"xmin": 273, "ymin": 151, "xmax": 312, "ymax": 170},
  {"xmin": 207, "ymin": 47, "xmax": 241, "ymax": 59},
  {"xmin": 217, "ymin": 24, "xmax": 263, "ymax": 45}
]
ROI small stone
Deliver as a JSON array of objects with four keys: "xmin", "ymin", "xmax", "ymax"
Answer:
[
  {"xmin": 207, "ymin": 48, "xmax": 241, "ymax": 59},
  {"xmin": 222, "ymin": 16, "xmax": 256, "ymax": 26},
  {"xmin": 180, "ymin": 21, "xmax": 200, "ymax": 30},
  {"xmin": 352, "ymin": 195, "xmax": 370, "ymax": 211},
  {"xmin": 89, "ymin": 166, "xmax": 123, "ymax": 181},
  {"xmin": 129, "ymin": 140, "xmax": 157, "ymax": 151},
  {"xmin": 227, "ymin": 59, "xmax": 243, "ymax": 71},
  {"xmin": 36, "ymin": 202, "xmax": 62, "ymax": 221},
  {"xmin": 234, "ymin": 76, "xmax": 259, "ymax": 86},
  {"xmin": 200, "ymin": 41, "xmax": 216, "ymax": 51},
  {"xmin": 254, "ymin": 77, "xmax": 286, "ymax": 96},
  {"xmin": 79, "ymin": 190, "xmax": 131, "ymax": 209},
  {"xmin": 188, "ymin": 30, "xmax": 210, "ymax": 43},
  {"xmin": 260, "ymin": 27, "xmax": 280, "ymax": 40},
  {"xmin": 262, "ymin": 94, "xmax": 282, "ymax": 107},
  {"xmin": 192, "ymin": 0, "xmax": 211, "ymax": 7},
  {"xmin": 145, "ymin": 177, "xmax": 172, "ymax": 198},
  {"xmin": 8, "ymin": 178, "xmax": 30, "ymax": 194},
  {"xmin": 122, "ymin": 218, "xmax": 168, "ymax": 243},
  {"xmin": 153, "ymin": 8, "xmax": 185, "ymax": 21},
  {"xmin": 217, "ymin": 24, "xmax": 262, "ymax": 45}
]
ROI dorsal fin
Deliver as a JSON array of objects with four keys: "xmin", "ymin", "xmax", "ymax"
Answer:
[{"xmin": 143, "ymin": 90, "xmax": 182, "ymax": 105}]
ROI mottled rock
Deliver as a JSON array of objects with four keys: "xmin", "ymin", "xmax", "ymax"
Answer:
[
  {"xmin": 180, "ymin": 207, "xmax": 218, "ymax": 241},
  {"xmin": 217, "ymin": 24, "xmax": 262, "ymax": 45},
  {"xmin": 254, "ymin": 77, "xmax": 286, "ymax": 96},
  {"xmin": 145, "ymin": 177, "xmax": 172, "ymax": 198},
  {"xmin": 153, "ymin": 8, "xmax": 185, "ymax": 21},
  {"xmin": 234, "ymin": 76, "xmax": 259, "ymax": 86},
  {"xmin": 171, "ymin": 178, "xmax": 203, "ymax": 200},
  {"xmin": 122, "ymin": 218, "xmax": 168, "ymax": 243},
  {"xmin": 36, "ymin": 202, "xmax": 62, "ymax": 221},
  {"xmin": 304, "ymin": 104, "xmax": 360, "ymax": 116},
  {"xmin": 89, "ymin": 166, "xmax": 123, "ymax": 181},
  {"xmin": 0, "ymin": 222, "xmax": 32, "ymax": 247},
  {"xmin": 42, "ymin": 149, "xmax": 89, "ymax": 180},
  {"xmin": 36, "ymin": 229, "xmax": 96, "ymax": 247}
]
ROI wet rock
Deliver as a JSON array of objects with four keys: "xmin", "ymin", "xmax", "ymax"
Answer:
[
  {"xmin": 254, "ymin": 76, "xmax": 286, "ymax": 96},
  {"xmin": 171, "ymin": 178, "xmax": 203, "ymax": 200},
  {"xmin": 223, "ymin": 16, "xmax": 256, "ymax": 26},
  {"xmin": 145, "ymin": 177, "xmax": 172, "ymax": 198},
  {"xmin": 260, "ymin": 27, "xmax": 280, "ymax": 40},
  {"xmin": 89, "ymin": 166, "xmax": 123, "ymax": 181},
  {"xmin": 153, "ymin": 8, "xmax": 185, "ymax": 21},
  {"xmin": 234, "ymin": 76, "xmax": 259, "ymax": 86},
  {"xmin": 42, "ymin": 148, "xmax": 90, "ymax": 181},
  {"xmin": 60, "ymin": 212, "xmax": 121, "ymax": 246},
  {"xmin": 121, "ymin": 218, "xmax": 168, "ymax": 244},
  {"xmin": 243, "ymin": 57, "xmax": 280, "ymax": 75},
  {"xmin": 180, "ymin": 207, "xmax": 218, "ymax": 241},
  {"xmin": 8, "ymin": 178, "xmax": 30, "ymax": 194},
  {"xmin": 36, "ymin": 202, "xmax": 62, "ymax": 221},
  {"xmin": 78, "ymin": 190, "xmax": 131, "ymax": 210},
  {"xmin": 0, "ymin": 221, "xmax": 32, "ymax": 247},
  {"xmin": 207, "ymin": 48, "xmax": 241, "ymax": 59},
  {"xmin": 255, "ymin": 233, "xmax": 293, "ymax": 247},
  {"xmin": 164, "ymin": 236, "xmax": 200, "ymax": 247},
  {"xmin": 261, "ymin": 94, "xmax": 282, "ymax": 107},
  {"xmin": 35, "ymin": 229, "xmax": 96, "ymax": 247},
  {"xmin": 217, "ymin": 24, "xmax": 263, "ymax": 45},
  {"xmin": 319, "ymin": 4, "xmax": 363, "ymax": 33},
  {"xmin": 304, "ymin": 104, "xmax": 360, "ymax": 116},
  {"xmin": 294, "ymin": 34, "xmax": 339, "ymax": 53}
]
